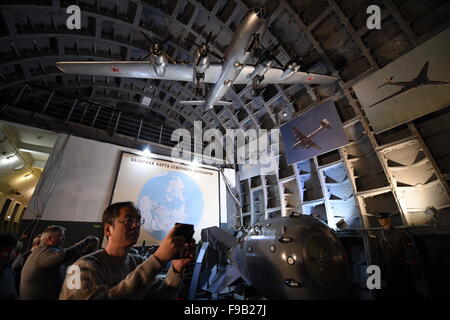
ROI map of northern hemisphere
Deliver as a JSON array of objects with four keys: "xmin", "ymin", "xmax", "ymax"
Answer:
[{"xmin": 137, "ymin": 171, "xmax": 204, "ymax": 240}]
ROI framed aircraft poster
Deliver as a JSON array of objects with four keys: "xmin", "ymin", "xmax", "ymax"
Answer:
[
  {"xmin": 353, "ymin": 27, "xmax": 450, "ymax": 133},
  {"xmin": 280, "ymin": 100, "xmax": 348, "ymax": 165},
  {"xmin": 110, "ymin": 152, "xmax": 221, "ymax": 245}
]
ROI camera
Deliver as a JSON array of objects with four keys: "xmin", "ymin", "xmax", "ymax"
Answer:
[
  {"xmin": 173, "ymin": 223, "xmax": 195, "ymax": 243},
  {"xmin": 172, "ymin": 223, "xmax": 195, "ymax": 259}
]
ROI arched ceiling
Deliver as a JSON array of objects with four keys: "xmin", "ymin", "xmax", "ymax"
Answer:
[{"xmin": 0, "ymin": 0, "xmax": 449, "ymax": 147}]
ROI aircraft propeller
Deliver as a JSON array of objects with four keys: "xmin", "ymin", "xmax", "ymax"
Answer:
[
  {"xmin": 283, "ymin": 47, "xmax": 316, "ymax": 72},
  {"xmin": 283, "ymin": 44, "xmax": 322, "ymax": 73},
  {"xmin": 192, "ymin": 31, "xmax": 223, "ymax": 61},
  {"xmin": 139, "ymin": 30, "xmax": 177, "ymax": 64},
  {"xmin": 248, "ymin": 33, "xmax": 262, "ymax": 59},
  {"xmin": 257, "ymin": 42, "xmax": 283, "ymax": 68}
]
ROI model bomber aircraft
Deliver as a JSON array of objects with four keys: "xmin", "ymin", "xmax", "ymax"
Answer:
[
  {"xmin": 369, "ymin": 61, "xmax": 450, "ymax": 109},
  {"xmin": 292, "ymin": 119, "xmax": 332, "ymax": 150},
  {"xmin": 56, "ymin": 7, "xmax": 336, "ymax": 110}
]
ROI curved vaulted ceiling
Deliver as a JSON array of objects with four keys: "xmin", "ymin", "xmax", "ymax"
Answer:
[{"xmin": 0, "ymin": 0, "xmax": 449, "ymax": 149}]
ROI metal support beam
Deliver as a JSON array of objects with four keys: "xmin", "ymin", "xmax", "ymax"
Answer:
[
  {"xmin": 113, "ymin": 112, "xmax": 121, "ymax": 134},
  {"xmin": 12, "ymin": 85, "xmax": 28, "ymax": 107},
  {"xmin": 91, "ymin": 106, "xmax": 101, "ymax": 127},
  {"xmin": 66, "ymin": 98, "xmax": 78, "ymax": 121},
  {"xmin": 137, "ymin": 118, "xmax": 143, "ymax": 140},
  {"xmin": 41, "ymin": 91, "xmax": 55, "ymax": 114},
  {"xmin": 158, "ymin": 124, "xmax": 163, "ymax": 144},
  {"xmin": 383, "ymin": 0, "xmax": 420, "ymax": 47},
  {"xmin": 80, "ymin": 103, "xmax": 90, "ymax": 124},
  {"xmin": 408, "ymin": 122, "xmax": 450, "ymax": 198},
  {"xmin": 328, "ymin": 0, "xmax": 379, "ymax": 69}
]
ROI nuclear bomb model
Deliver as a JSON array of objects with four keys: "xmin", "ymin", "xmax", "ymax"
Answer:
[{"xmin": 196, "ymin": 214, "xmax": 350, "ymax": 299}]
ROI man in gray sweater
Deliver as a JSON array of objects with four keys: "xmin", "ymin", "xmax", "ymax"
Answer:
[
  {"xmin": 59, "ymin": 201, "xmax": 195, "ymax": 300},
  {"xmin": 20, "ymin": 225, "xmax": 98, "ymax": 299}
]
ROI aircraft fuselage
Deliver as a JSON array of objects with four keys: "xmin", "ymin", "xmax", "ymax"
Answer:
[
  {"xmin": 204, "ymin": 7, "xmax": 268, "ymax": 109},
  {"xmin": 390, "ymin": 80, "xmax": 447, "ymax": 88},
  {"xmin": 293, "ymin": 126, "xmax": 326, "ymax": 148}
]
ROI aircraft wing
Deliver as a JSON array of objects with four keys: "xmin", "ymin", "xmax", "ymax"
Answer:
[
  {"xmin": 368, "ymin": 86, "xmax": 411, "ymax": 109},
  {"xmin": 305, "ymin": 140, "xmax": 322, "ymax": 150},
  {"xmin": 234, "ymin": 65, "xmax": 337, "ymax": 85},
  {"xmin": 56, "ymin": 61, "xmax": 224, "ymax": 83},
  {"xmin": 293, "ymin": 127, "xmax": 322, "ymax": 149},
  {"xmin": 293, "ymin": 127, "xmax": 307, "ymax": 141}
]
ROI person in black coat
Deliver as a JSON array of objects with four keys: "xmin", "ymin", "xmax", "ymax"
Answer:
[
  {"xmin": 0, "ymin": 234, "xmax": 18, "ymax": 300},
  {"xmin": 372, "ymin": 213, "xmax": 422, "ymax": 299},
  {"xmin": 11, "ymin": 234, "xmax": 41, "ymax": 294}
]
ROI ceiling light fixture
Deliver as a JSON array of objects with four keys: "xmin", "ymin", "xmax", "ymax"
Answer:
[
  {"xmin": 13, "ymin": 163, "xmax": 25, "ymax": 171},
  {"xmin": 191, "ymin": 159, "xmax": 200, "ymax": 167},
  {"xmin": 141, "ymin": 147, "xmax": 152, "ymax": 157}
]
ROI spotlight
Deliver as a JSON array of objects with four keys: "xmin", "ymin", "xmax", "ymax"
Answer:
[
  {"xmin": 141, "ymin": 147, "xmax": 152, "ymax": 157},
  {"xmin": 191, "ymin": 159, "xmax": 200, "ymax": 167}
]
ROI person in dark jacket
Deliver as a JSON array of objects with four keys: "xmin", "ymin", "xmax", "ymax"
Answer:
[
  {"xmin": 373, "ymin": 212, "xmax": 421, "ymax": 299},
  {"xmin": 11, "ymin": 234, "xmax": 41, "ymax": 294},
  {"xmin": 19, "ymin": 225, "xmax": 98, "ymax": 300},
  {"xmin": 0, "ymin": 235, "xmax": 18, "ymax": 300}
]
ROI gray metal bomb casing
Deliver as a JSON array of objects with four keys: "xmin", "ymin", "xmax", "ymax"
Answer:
[{"xmin": 230, "ymin": 215, "xmax": 350, "ymax": 299}]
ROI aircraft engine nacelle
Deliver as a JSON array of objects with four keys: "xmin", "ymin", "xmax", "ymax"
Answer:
[
  {"xmin": 151, "ymin": 54, "xmax": 168, "ymax": 77},
  {"xmin": 229, "ymin": 215, "xmax": 350, "ymax": 299},
  {"xmin": 280, "ymin": 62, "xmax": 300, "ymax": 81},
  {"xmin": 249, "ymin": 60, "xmax": 273, "ymax": 84}
]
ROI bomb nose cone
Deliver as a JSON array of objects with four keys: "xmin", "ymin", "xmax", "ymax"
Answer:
[{"xmin": 231, "ymin": 215, "xmax": 351, "ymax": 299}]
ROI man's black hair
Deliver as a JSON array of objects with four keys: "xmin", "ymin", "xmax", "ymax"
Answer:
[
  {"xmin": 102, "ymin": 201, "xmax": 139, "ymax": 225},
  {"xmin": 0, "ymin": 234, "xmax": 17, "ymax": 251}
]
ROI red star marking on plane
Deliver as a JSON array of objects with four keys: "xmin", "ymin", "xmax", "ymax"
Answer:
[
  {"xmin": 306, "ymin": 76, "xmax": 313, "ymax": 81},
  {"xmin": 112, "ymin": 67, "xmax": 120, "ymax": 72}
]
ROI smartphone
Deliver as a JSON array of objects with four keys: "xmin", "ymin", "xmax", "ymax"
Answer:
[{"xmin": 174, "ymin": 223, "xmax": 195, "ymax": 243}]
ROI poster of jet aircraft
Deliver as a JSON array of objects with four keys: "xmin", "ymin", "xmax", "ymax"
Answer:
[
  {"xmin": 353, "ymin": 27, "xmax": 450, "ymax": 133},
  {"xmin": 56, "ymin": 7, "xmax": 336, "ymax": 110},
  {"xmin": 368, "ymin": 61, "xmax": 450, "ymax": 109},
  {"xmin": 280, "ymin": 101, "xmax": 348, "ymax": 165}
]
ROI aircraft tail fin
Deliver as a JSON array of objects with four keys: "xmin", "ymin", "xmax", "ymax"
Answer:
[
  {"xmin": 377, "ymin": 76, "xmax": 394, "ymax": 89},
  {"xmin": 415, "ymin": 61, "xmax": 430, "ymax": 82},
  {"xmin": 321, "ymin": 119, "xmax": 332, "ymax": 129}
]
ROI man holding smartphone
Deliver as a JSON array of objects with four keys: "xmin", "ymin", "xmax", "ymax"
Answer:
[{"xmin": 59, "ymin": 201, "xmax": 195, "ymax": 300}]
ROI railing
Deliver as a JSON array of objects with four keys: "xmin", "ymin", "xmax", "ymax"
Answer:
[{"xmin": 3, "ymin": 84, "xmax": 190, "ymax": 150}]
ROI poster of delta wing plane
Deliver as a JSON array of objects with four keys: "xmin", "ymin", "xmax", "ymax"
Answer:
[
  {"xmin": 353, "ymin": 27, "xmax": 450, "ymax": 133},
  {"xmin": 280, "ymin": 100, "xmax": 348, "ymax": 165},
  {"xmin": 111, "ymin": 152, "xmax": 220, "ymax": 245}
]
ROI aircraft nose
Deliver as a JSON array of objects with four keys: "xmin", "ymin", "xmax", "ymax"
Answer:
[{"xmin": 251, "ymin": 6, "xmax": 268, "ymax": 20}]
